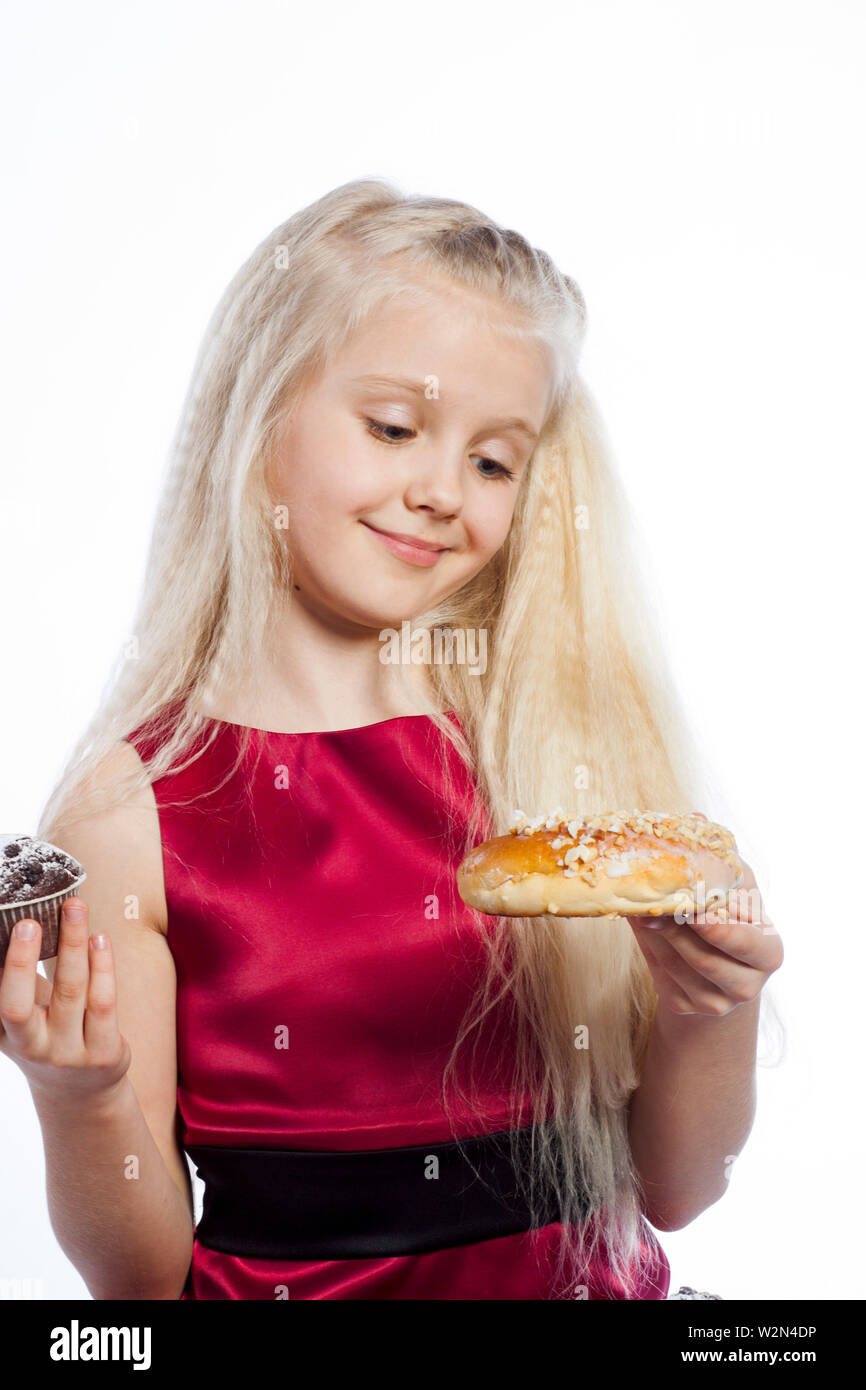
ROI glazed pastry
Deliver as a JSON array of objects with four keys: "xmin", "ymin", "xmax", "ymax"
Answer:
[{"xmin": 457, "ymin": 809, "xmax": 744, "ymax": 917}]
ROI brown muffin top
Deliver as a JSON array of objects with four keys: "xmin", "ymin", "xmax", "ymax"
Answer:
[{"xmin": 0, "ymin": 835, "xmax": 83, "ymax": 906}]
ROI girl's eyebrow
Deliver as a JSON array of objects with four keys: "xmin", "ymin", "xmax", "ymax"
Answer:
[{"xmin": 348, "ymin": 372, "xmax": 540, "ymax": 443}]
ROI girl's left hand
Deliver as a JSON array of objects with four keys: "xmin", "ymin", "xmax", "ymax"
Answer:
[{"xmin": 626, "ymin": 859, "xmax": 783, "ymax": 1017}]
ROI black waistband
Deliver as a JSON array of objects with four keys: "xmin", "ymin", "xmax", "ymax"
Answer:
[{"xmin": 186, "ymin": 1123, "xmax": 576, "ymax": 1260}]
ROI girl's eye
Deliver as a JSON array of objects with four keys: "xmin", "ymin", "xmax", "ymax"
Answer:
[
  {"xmin": 366, "ymin": 419, "xmax": 412, "ymax": 445},
  {"xmin": 363, "ymin": 418, "xmax": 516, "ymax": 480},
  {"xmin": 473, "ymin": 456, "xmax": 516, "ymax": 481}
]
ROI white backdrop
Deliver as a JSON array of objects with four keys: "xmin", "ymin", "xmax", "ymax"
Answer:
[{"xmin": 1, "ymin": 0, "xmax": 863, "ymax": 1301}]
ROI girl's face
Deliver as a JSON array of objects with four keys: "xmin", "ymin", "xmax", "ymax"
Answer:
[{"xmin": 266, "ymin": 281, "xmax": 552, "ymax": 630}]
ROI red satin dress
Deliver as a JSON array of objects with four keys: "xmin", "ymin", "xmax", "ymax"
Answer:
[{"xmin": 125, "ymin": 709, "xmax": 670, "ymax": 1300}]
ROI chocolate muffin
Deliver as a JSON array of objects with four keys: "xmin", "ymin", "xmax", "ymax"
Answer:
[{"xmin": 0, "ymin": 834, "xmax": 86, "ymax": 964}]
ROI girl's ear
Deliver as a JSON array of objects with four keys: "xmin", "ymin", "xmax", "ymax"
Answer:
[
  {"xmin": 266, "ymin": 395, "xmax": 302, "ymax": 498},
  {"xmin": 263, "ymin": 436, "xmax": 284, "ymax": 500}
]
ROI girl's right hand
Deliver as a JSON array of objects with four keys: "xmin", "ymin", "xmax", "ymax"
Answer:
[{"xmin": 0, "ymin": 897, "xmax": 132, "ymax": 1106}]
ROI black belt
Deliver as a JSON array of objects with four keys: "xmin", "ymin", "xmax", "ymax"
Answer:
[{"xmin": 187, "ymin": 1124, "xmax": 578, "ymax": 1260}]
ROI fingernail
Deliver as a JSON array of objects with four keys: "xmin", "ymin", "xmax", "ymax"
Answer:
[
  {"xmin": 63, "ymin": 902, "xmax": 85, "ymax": 920},
  {"xmin": 91, "ymin": 934, "xmax": 108, "ymax": 950},
  {"xmin": 15, "ymin": 919, "xmax": 37, "ymax": 939}
]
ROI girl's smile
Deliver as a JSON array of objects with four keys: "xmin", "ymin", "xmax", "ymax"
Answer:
[{"xmin": 359, "ymin": 519, "xmax": 452, "ymax": 568}]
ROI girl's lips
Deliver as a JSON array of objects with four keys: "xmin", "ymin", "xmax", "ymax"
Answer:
[{"xmin": 361, "ymin": 522, "xmax": 450, "ymax": 568}]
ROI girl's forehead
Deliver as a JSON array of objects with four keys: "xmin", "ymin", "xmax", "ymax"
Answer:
[
  {"xmin": 332, "ymin": 304, "xmax": 547, "ymax": 382},
  {"xmin": 346, "ymin": 271, "xmax": 537, "ymax": 344}
]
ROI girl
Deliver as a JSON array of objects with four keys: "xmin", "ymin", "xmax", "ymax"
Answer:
[{"xmin": 0, "ymin": 178, "xmax": 782, "ymax": 1300}]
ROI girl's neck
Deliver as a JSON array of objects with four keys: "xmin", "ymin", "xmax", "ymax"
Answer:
[
  {"xmin": 195, "ymin": 596, "xmax": 443, "ymax": 734},
  {"xmin": 193, "ymin": 664, "xmax": 439, "ymax": 736}
]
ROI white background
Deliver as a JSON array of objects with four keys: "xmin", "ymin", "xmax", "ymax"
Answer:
[{"xmin": 1, "ymin": 0, "xmax": 863, "ymax": 1301}]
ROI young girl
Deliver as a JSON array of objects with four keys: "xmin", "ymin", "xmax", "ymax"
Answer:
[{"xmin": 1, "ymin": 178, "xmax": 782, "ymax": 1301}]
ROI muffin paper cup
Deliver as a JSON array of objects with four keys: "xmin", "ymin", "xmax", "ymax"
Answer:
[{"xmin": 0, "ymin": 874, "xmax": 88, "ymax": 966}]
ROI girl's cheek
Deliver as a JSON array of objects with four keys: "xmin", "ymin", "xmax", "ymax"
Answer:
[{"xmin": 467, "ymin": 505, "xmax": 515, "ymax": 555}]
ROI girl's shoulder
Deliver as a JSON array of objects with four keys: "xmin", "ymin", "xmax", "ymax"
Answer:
[{"xmin": 44, "ymin": 738, "xmax": 169, "ymax": 937}]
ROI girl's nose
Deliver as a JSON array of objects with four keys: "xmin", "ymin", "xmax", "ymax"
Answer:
[{"xmin": 403, "ymin": 457, "xmax": 463, "ymax": 518}]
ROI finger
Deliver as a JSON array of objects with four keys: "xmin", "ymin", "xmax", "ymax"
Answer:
[
  {"xmin": 633, "ymin": 913, "xmax": 759, "ymax": 974},
  {"xmin": 82, "ymin": 932, "xmax": 123, "ymax": 1059},
  {"xmin": 686, "ymin": 911, "xmax": 781, "ymax": 968},
  {"xmin": 632, "ymin": 928, "xmax": 700, "ymax": 1010},
  {"xmin": 700, "ymin": 886, "xmax": 765, "ymax": 926},
  {"xmin": 47, "ymin": 899, "xmax": 92, "ymax": 1043},
  {"xmin": 699, "ymin": 863, "xmax": 774, "ymax": 931},
  {"xmin": 0, "ymin": 918, "xmax": 47, "ymax": 1055},
  {"xmin": 654, "ymin": 922, "xmax": 765, "ymax": 1002},
  {"xmin": 33, "ymin": 966, "xmax": 53, "ymax": 1009},
  {"xmin": 635, "ymin": 929, "xmax": 709, "ymax": 1013},
  {"xmin": 633, "ymin": 907, "xmax": 779, "ymax": 969},
  {"xmin": 631, "ymin": 924, "xmax": 661, "ymax": 973},
  {"xmin": 634, "ymin": 926, "xmax": 739, "ymax": 1013},
  {"xmin": 660, "ymin": 983, "xmax": 705, "ymax": 1013}
]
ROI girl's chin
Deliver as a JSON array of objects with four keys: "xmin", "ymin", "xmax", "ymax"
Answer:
[
  {"xmin": 293, "ymin": 563, "xmax": 474, "ymax": 625},
  {"xmin": 313, "ymin": 592, "xmax": 439, "ymax": 632}
]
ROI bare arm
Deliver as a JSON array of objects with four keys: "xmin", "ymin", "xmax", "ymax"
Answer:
[
  {"xmin": 32, "ymin": 1063, "xmax": 194, "ymax": 1300},
  {"xmin": 2, "ymin": 741, "xmax": 195, "ymax": 1299},
  {"xmin": 626, "ymin": 862, "xmax": 779, "ymax": 1231},
  {"xmin": 627, "ymin": 998, "xmax": 760, "ymax": 1231}
]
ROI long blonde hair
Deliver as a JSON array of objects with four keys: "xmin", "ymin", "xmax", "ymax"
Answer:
[{"xmin": 38, "ymin": 178, "xmax": 782, "ymax": 1298}]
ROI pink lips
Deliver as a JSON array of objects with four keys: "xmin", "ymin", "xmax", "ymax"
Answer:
[{"xmin": 361, "ymin": 522, "xmax": 450, "ymax": 568}]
